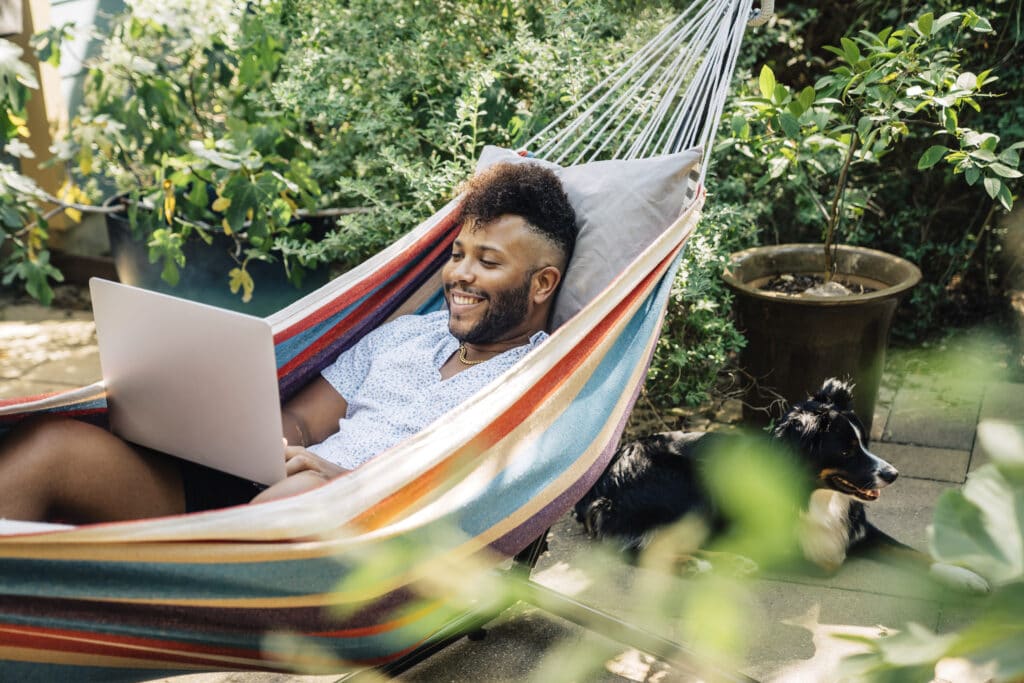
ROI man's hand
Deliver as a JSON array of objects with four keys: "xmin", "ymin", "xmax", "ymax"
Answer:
[
  {"xmin": 283, "ymin": 443, "xmax": 348, "ymax": 480},
  {"xmin": 250, "ymin": 442, "xmax": 348, "ymax": 505}
]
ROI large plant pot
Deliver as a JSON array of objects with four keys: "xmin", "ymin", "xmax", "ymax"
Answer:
[
  {"xmin": 105, "ymin": 203, "xmax": 331, "ymax": 317},
  {"xmin": 722, "ymin": 244, "xmax": 921, "ymax": 433}
]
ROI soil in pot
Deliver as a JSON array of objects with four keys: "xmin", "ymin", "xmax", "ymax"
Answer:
[{"xmin": 758, "ymin": 273, "xmax": 878, "ymax": 296}]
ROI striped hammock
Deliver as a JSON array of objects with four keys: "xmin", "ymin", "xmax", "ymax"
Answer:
[{"xmin": 0, "ymin": 0, "xmax": 763, "ymax": 678}]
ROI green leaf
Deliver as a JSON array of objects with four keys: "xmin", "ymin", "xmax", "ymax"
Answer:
[
  {"xmin": 944, "ymin": 108, "xmax": 958, "ymax": 134},
  {"xmin": 983, "ymin": 176, "xmax": 1001, "ymax": 199},
  {"xmin": 990, "ymin": 162, "xmax": 1022, "ymax": 179},
  {"xmin": 772, "ymin": 84, "xmax": 789, "ymax": 106},
  {"xmin": 956, "ymin": 72, "xmax": 978, "ymax": 91},
  {"xmin": 161, "ymin": 258, "xmax": 180, "ymax": 286},
  {"xmin": 797, "ymin": 86, "xmax": 815, "ymax": 112},
  {"xmin": 969, "ymin": 15, "xmax": 994, "ymax": 33},
  {"xmin": 730, "ymin": 115, "xmax": 748, "ymax": 138},
  {"xmin": 931, "ymin": 465, "xmax": 1024, "ymax": 584},
  {"xmin": 965, "ymin": 167, "xmax": 981, "ymax": 185},
  {"xmin": 758, "ymin": 65, "xmax": 776, "ymax": 100},
  {"xmin": 998, "ymin": 183, "xmax": 1014, "ymax": 211},
  {"xmin": 779, "ymin": 112, "xmax": 801, "ymax": 139},
  {"xmin": 977, "ymin": 422, "xmax": 1024, "ymax": 469},
  {"xmin": 917, "ymin": 12, "xmax": 934, "ymax": 36},
  {"xmin": 971, "ymin": 149, "xmax": 998, "ymax": 163},
  {"xmin": 188, "ymin": 141, "xmax": 242, "ymax": 170},
  {"xmin": 918, "ymin": 145, "xmax": 948, "ymax": 170},
  {"xmin": 856, "ymin": 115, "xmax": 873, "ymax": 143},
  {"xmin": 932, "ymin": 11, "xmax": 963, "ymax": 34},
  {"xmin": 840, "ymin": 37, "xmax": 861, "ymax": 64}
]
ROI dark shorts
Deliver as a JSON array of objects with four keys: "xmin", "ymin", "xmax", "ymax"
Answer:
[{"xmin": 178, "ymin": 459, "xmax": 268, "ymax": 513}]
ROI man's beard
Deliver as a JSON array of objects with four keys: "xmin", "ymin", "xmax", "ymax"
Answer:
[{"xmin": 448, "ymin": 274, "xmax": 532, "ymax": 344}]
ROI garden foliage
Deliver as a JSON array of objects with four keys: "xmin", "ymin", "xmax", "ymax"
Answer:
[{"xmin": 4, "ymin": 0, "xmax": 1022, "ymax": 408}]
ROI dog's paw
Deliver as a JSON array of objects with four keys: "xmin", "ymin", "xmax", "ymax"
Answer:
[
  {"xmin": 721, "ymin": 553, "xmax": 760, "ymax": 577},
  {"xmin": 929, "ymin": 563, "xmax": 990, "ymax": 594},
  {"xmin": 675, "ymin": 552, "xmax": 759, "ymax": 578},
  {"xmin": 677, "ymin": 556, "xmax": 714, "ymax": 577}
]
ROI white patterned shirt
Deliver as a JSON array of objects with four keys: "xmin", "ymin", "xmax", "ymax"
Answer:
[{"xmin": 308, "ymin": 310, "xmax": 547, "ymax": 470}]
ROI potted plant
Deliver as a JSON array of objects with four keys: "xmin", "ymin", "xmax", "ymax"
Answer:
[
  {"xmin": 719, "ymin": 9, "xmax": 1022, "ymax": 430},
  {"xmin": 53, "ymin": 1, "xmax": 344, "ymax": 314}
]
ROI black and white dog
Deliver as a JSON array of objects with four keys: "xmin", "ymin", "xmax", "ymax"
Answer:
[{"xmin": 575, "ymin": 379, "xmax": 988, "ymax": 592}]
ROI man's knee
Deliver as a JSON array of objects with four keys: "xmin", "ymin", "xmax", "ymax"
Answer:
[{"xmin": 3, "ymin": 416, "xmax": 91, "ymax": 463}]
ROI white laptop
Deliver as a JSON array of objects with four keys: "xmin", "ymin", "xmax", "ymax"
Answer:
[{"xmin": 89, "ymin": 278, "xmax": 286, "ymax": 485}]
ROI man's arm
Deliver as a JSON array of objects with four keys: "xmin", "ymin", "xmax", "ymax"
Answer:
[{"xmin": 281, "ymin": 376, "xmax": 348, "ymax": 447}]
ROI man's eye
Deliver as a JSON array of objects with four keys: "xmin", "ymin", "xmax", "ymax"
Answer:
[
  {"xmin": 480, "ymin": 260, "xmax": 499, "ymax": 268},
  {"xmin": 450, "ymin": 252, "xmax": 463, "ymax": 261}
]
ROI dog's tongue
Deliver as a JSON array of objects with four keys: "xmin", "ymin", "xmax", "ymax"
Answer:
[{"xmin": 862, "ymin": 489, "xmax": 880, "ymax": 501}]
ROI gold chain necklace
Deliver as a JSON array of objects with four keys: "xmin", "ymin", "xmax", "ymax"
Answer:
[{"xmin": 458, "ymin": 344, "xmax": 486, "ymax": 366}]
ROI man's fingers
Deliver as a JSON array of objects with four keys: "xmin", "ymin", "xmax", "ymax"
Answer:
[
  {"xmin": 284, "ymin": 445, "xmax": 308, "ymax": 461},
  {"xmin": 285, "ymin": 453, "xmax": 318, "ymax": 476}
]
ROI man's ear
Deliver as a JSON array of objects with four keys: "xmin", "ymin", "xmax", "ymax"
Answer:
[{"xmin": 531, "ymin": 265, "xmax": 562, "ymax": 304}]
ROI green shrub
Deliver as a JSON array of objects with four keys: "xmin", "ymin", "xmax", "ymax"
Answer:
[
  {"xmin": 265, "ymin": 0, "xmax": 686, "ymax": 270},
  {"xmin": 645, "ymin": 196, "xmax": 760, "ymax": 408}
]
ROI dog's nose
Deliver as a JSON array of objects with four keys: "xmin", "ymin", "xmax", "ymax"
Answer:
[{"xmin": 878, "ymin": 466, "xmax": 899, "ymax": 484}]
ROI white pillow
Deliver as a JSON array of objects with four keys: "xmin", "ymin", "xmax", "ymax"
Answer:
[{"xmin": 475, "ymin": 145, "xmax": 702, "ymax": 328}]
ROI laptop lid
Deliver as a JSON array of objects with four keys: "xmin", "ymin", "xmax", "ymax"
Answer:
[{"xmin": 89, "ymin": 278, "xmax": 286, "ymax": 485}]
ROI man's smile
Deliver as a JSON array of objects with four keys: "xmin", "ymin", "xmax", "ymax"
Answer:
[{"xmin": 448, "ymin": 288, "xmax": 487, "ymax": 308}]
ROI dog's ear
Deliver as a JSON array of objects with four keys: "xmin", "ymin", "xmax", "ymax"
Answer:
[
  {"xmin": 813, "ymin": 378, "xmax": 854, "ymax": 410},
  {"xmin": 773, "ymin": 410, "xmax": 821, "ymax": 442}
]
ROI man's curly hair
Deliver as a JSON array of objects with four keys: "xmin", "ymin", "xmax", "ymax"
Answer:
[{"xmin": 458, "ymin": 162, "xmax": 577, "ymax": 264}]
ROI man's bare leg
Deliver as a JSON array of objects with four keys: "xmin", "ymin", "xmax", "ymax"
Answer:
[{"xmin": 0, "ymin": 416, "xmax": 185, "ymax": 523}]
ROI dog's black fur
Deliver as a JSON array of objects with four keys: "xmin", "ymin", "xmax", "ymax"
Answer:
[{"xmin": 574, "ymin": 379, "xmax": 988, "ymax": 591}]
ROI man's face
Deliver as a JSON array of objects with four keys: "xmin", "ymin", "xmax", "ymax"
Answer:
[{"xmin": 442, "ymin": 215, "xmax": 553, "ymax": 345}]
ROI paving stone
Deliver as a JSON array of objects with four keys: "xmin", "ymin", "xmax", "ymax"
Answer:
[
  {"xmin": 864, "ymin": 476, "xmax": 954, "ymax": 550},
  {"xmin": 399, "ymin": 604, "xmax": 702, "ymax": 683},
  {"xmin": 0, "ymin": 304, "xmax": 93, "ymax": 323},
  {"xmin": 969, "ymin": 419, "xmax": 1024, "ymax": 474},
  {"xmin": 872, "ymin": 442, "xmax": 970, "ymax": 484},
  {"xmin": 0, "ymin": 319, "xmax": 97, "ymax": 379},
  {"xmin": 149, "ymin": 674, "xmax": 340, "ymax": 683},
  {"xmin": 21, "ymin": 344, "xmax": 101, "ymax": 387},
  {"xmin": 870, "ymin": 402, "xmax": 890, "ymax": 443},
  {"xmin": 745, "ymin": 580, "xmax": 939, "ymax": 683},
  {"xmin": 883, "ymin": 383, "xmax": 980, "ymax": 451},
  {"xmin": 979, "ymin": 382, "xmax": 1024, "ymax": 424}
]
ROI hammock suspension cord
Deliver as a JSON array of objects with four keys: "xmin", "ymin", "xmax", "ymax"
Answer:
[{"xmin": 526, "ymin": 0, "xmax": 772, "ymax": 183}]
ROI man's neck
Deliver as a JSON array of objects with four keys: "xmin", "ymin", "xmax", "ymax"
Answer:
[{"xmin": 459, "ymin": 332, "xmax": 536, "ymax": 363}]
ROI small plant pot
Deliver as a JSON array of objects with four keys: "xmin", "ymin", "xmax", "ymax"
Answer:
[
  {"xmin": 104, "ymin": 200, "xmax": 331, "ymax": 317},
  {"xmin": 722, "ymin": 243, "xmax": 921, "ymax": 433}
]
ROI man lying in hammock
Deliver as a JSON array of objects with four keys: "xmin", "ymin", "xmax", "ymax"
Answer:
[{"xmin": 0, "ymin": 162, "xmax": 577, "ymax": 523}]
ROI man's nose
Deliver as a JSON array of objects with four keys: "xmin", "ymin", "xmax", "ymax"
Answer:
[{"xmin": 449, "ymin": 258, "xmax": 475, "ymax": 283}]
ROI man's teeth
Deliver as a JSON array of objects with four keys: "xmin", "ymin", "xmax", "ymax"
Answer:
[{"xmin": 453, "ymin": 294, "xmax": 481, "ymax": 305}]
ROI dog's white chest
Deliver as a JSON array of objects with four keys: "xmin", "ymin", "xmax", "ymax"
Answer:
[{"xmin": 800, "ymin": 490, "xmax": 853, "ymax": 572}]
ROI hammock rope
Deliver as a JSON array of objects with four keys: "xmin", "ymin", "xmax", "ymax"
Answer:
[{"xmin": 528, "ymin": 0, "xmax": 757, "ymax": 176}]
